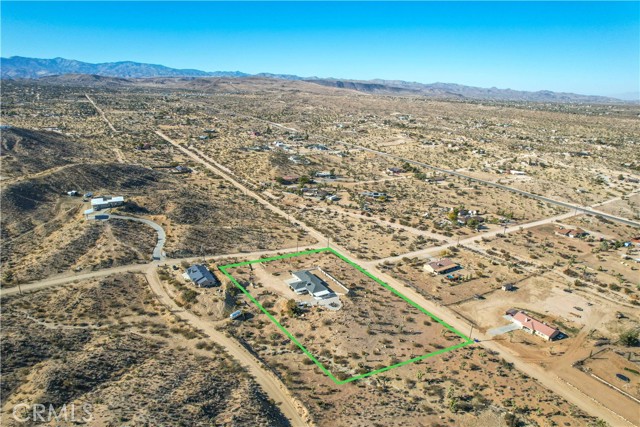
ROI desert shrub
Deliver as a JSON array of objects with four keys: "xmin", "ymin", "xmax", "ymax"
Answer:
[{"xmin": 620, "ymin": 329, "xmax": 639, "ymax": 347}]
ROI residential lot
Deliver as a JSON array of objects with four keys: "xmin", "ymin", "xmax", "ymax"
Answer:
[
  {"xmin": 222, "ymin": 250, "xmax": 469, "ymax": 382},
  {"xmin": 582, "ymin": 349, "xmax": 640, "ymax": 400},
  {"xmin": 382, "ymin": 246, "xmax": 527, "ymax": 305},
  {"xmin": 218, "ymin": 249, "xmax": 598, "ymax": 427}
]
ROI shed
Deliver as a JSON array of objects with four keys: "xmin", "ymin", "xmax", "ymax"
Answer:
[{"xmin": 230, "ymin": 310, "xmax": 243, "ymax": 320}]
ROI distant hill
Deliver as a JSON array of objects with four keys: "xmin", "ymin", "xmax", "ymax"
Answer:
[
  {"xmin": 1, "ymin": 56, "xmax": 625, "ymax": 103},
  {"xmin": 0, "ymin": 56, "xmax": 247, "ymax": 79},
  {"xmin": 307, "ymin": 79, "xmax": 623, "ymax": 103}
]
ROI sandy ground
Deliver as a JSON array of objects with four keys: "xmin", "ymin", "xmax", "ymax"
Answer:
[{"xmin": 583, "ymin": 349, "xmax": 640, "ymax": 400}]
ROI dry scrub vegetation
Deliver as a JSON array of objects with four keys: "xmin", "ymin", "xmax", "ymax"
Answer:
[{"xmin": 1, "ymin": 273, "xmax": 290, "ymax": 426}]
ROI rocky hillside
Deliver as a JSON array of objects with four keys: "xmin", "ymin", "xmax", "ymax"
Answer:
[
  {"xmin": 0, "ymin": 128, "xmax": 101, "ymax": 178},
  {"xmin": 0, "ymin": 163, "xmax": 164, "ymax": 283},
  {"xmin": 1, "ymin": 274, "xmax": 290, "ymax": 426}
]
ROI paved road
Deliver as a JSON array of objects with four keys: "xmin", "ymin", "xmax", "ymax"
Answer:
[
  {"xmin": 5, "ymin": 126, "xmax": 634, "ymax": 426},
  {"xmin": 0, "ymin": 245, "xmax": 321, "ymax": 298},
  {"xmin": 365, "ymin": 263, "xmax": 638, "ymax": 427},
  {"xmin": 373, "ymin": 209, "xmax": 579, "ymax": 265},
  {"xmin": 109, "ymin": 215, "xmax": 166, "ymax": 260},
  {"xmin": 218, "ymin": 110, "xmax": 639, "ymax": 229},
  {"xmin": 87, "ymin": 213, "xmax": 166, "ymax": 260},
  {"xmin": 155, "ymin": 130, "xmax": 327, "ymax": 246},
  {"xmin": 305, "ymin": 205, "xmax": 449, "ymax": 243}
]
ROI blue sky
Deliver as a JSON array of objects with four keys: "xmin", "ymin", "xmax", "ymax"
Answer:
[{"xmin": 2, "ymin": 2, "xmax": 638, "ymax": 97}]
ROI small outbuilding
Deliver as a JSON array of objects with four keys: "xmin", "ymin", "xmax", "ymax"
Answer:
[
  {"xmin": 555, "ymin": 227, "xmax": 588, "ymax": 239},
  {"xmin": 386, "ymin": 167, "xmax": 405, "ymax": 175},
  {"xmin": 229, "ymin": 310, "xmax": 243, "ymax": 320}
]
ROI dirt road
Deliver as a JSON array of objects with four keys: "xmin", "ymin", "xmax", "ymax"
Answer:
[
  {"xmin": 153, "ymin": 129, "xmax": 638, "ymax": 426},
  {"xmin": 373, "ymin": 210, "xmax": 580, "ymax": 265},
  {"xmin": 367, "ymin": 266, "xmax": 639, "ymax": 427},
  {"xmin": 0, "ymin": 263, "xmax": 150, "ymax": 297},
  {"xmin": 144, "ymin": 267, "xmax": 309, "ymax": 426},
  {"xmin": 155, "ymin": 130, "xmax": 326, "ymax": 245},
  {"xmin": 332, "ymin": 140, "xmax": 640, "ymax": 229},
  {"xmin": 84, "ymin": 94, "xmax": 119, "ymax": 133},
  {"xmin": 7, "ymin": 129, "xmax": 634, "ymax": 426},
  {"xmin": 0, "ymin": 245, "xmax": 321, "ymax": 298}
]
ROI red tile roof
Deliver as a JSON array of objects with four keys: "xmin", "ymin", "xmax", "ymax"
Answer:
[{"xmin": 512, "ymin": 311, "xmax": 559, "ymax": 339}]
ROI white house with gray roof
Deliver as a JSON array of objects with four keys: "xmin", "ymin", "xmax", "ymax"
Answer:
[
  {"xmin": 91, "ymin": 196, "xmax": 125, "ymax": 210},
  {"xmin": 183, "ymin": 264, "xmax": 219, "ymax": 288},
  {"xmin": 285, "ymin": 270, "xmax": 333, "ymax": 299}
]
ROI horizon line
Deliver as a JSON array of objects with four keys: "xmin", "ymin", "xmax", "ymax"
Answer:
[{"xmin": 4, "ymin": 55, "xmax": 637, "ymax": 101}]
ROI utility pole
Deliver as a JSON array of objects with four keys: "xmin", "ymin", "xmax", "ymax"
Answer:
[{"xmin": 468, "ymin": 325, "xmax": 474, "ymax": 341}]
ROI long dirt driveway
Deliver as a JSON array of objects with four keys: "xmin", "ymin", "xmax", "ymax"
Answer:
[{"xmin": 143, "ymin": 267, "xmax": 310, "ymax": 426}]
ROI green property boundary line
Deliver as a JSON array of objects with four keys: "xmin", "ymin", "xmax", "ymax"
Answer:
[{"xmin": 218, "ymin": 247, "xmax": 474, "ymax": 385}]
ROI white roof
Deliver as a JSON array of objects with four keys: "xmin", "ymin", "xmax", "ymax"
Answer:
[{"xmin": 91, "ymin": 196, "xmax": 124, "ymax": 206}]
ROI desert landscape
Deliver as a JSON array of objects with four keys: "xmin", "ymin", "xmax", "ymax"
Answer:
[{"xmin": 1, "ymin": 54, "xmax": 639, "ymax": 426}]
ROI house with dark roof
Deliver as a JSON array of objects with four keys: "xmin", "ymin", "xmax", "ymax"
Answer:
[
  {"xmin": 279, "ymin": 175, "xmax": 300, "ymax": 185},
  {"xmin": 425, "ymin": 176, "xmax": 446, "ymax": 183},
  {"xmin": 182, "ymin": 264, "xmax": 219, "ymax": 288},
  {"xmin": 386, "ymin": 167, "xmax": 405, "ymax": 175},
  {"xmin": 423, "ymin": 258, "xmax": 461, "ymax": 275},
  {"xmin": 172, "ymin": 165, "xmax": 192, "ymax": 174},
  {"xmin": 285, "ymin": 270, "xmax": 333, "ymax": 299}
]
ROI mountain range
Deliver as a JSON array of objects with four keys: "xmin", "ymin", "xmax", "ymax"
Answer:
[{"xmin": 0, "ymin": 56, "xmax": 628, "ymax": 103}]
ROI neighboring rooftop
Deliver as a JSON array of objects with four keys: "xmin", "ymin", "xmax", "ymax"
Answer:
[
  {"xmin": 424, "ymin": 258, "xmax": 460, "ymax": 274},
  {"xmin": 555, "ymin": 227, "xmax": 587, "ymax": 238}
]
